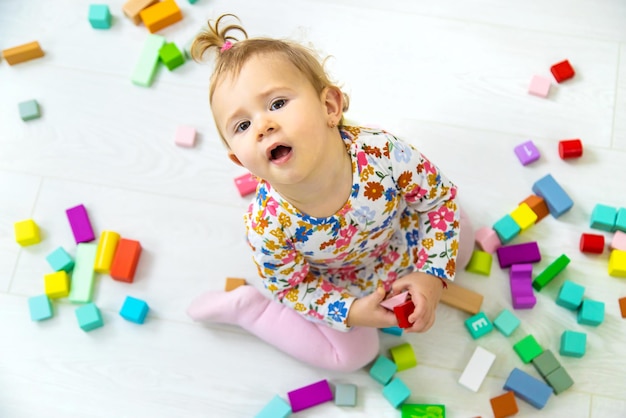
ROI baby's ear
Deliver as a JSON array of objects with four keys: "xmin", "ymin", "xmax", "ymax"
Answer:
[
  {"xmin": 323, "ymin": 86, "xmax": 344, "ymax": 119},
  {"xmin": 228, "ymin": 152, "xmax": 243, "ymax": 167}
]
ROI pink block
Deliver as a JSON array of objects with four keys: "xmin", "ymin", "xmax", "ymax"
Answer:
[
  {"xmin": 528, "ymin": 75, "xmax": 551, "ymax": 98},
  {"xmin": 513, "ymin": 295, "xmax": 537, "ymax": 309},
  {"xmin": 380, "ymin": 291, "xmax": 409, "ymax": 311},
  {"xmin": 475, "ymin": 226, "xmax": 502, "ymax": 253},
  {"xmin": 611, "ymin": 231, "xmax": 626, "ymax": 251},
  {"xmin": 234, "ymin": 172, "xmax": 259, "ymax": 197},
  {"xmin": 174, "ymin": 125, "xmax": 196, "ymax": 147},
  {"xmin": 510, "ymin": 264, "xmax": 533, "ymax": 281}
]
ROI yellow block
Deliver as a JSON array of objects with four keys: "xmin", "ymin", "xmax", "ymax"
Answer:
[
  {"xmin": 2, "ymin": 41, "xmax": 44, "ymax": 65},
  {"xmin": 140, "ymin": 0, "xmax": 183, "ymax": 33},
  {"xmin": 225, "ymin": 277, "xmax": 246, "ymax": 291},
  {"xmin": 609, "ymin": 249, "xmax": 626, "ymax": 278},
  {"xmin": 123, "ymin": 0, "xmax": 159, "ymax": 25},
  {"xmin": 94, "ymin": 230, "xmax": 121, "ymax": 273},
  {"xmin": 14, "ymin": 219, "xmax": 41, "ymax": 246},
  {"xmin": 510, "ymin": 203, "xmax": 538, "ymax": 231},
  {"xmin": 44, "ymin": 271, "xmax": 70, "ymax": 299}
]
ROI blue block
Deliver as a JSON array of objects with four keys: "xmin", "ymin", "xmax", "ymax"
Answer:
[
  {"xmin": 255, "ymin": 395, "xmax": 292, "ymax": 418},
  {"xmin": 615, "ymin": 208, "xmax": 626, "ymax": 232},
  {"xmin": 503, "ymin": 367, "xmax": 552, "ymax": 409},
  {"xmin": 46, "ymin": 246, "xmax": 75, "ymax": 273},
  {"xmin": 493, "ymin": 214, "xmax": 521, "ymax": 244},
  {"xmin": 370, "ymin": 355, "xmax": 397, "ymax": 385},
  {"xmin": 555, "ymin": 280, "xmax": 585, "ymax": 310},
  {"xmin": 465, "ymin": 312, "xmax": 493, "ymax": 339},
  {"xmin": 560, "ymin": 330, "xmax": 586, "ymax": 358},
  {"xmin": 334, "ymin": 383, "xmax": 357, "ymax": 407},
  {"xmin": 590, "ymin": 204, "xmax": 617, "ymax": 232},
  {"xmin": 88, "ymin": 4, "xmax": 112, "ymax": 29},
  {"xmin": 381, "ymin": 326, "xmax": 403, "ymax": 336},
  {"xmin": 494, "ymin": 309, "xmax": 521, "ymax": 337},
  {"xmin": 532, "ymin": 174, "xmax": 573, "ymax": 218},
  {"xmin": 382, "ymin": 377, "xmax": 411, "ymax": 409},
  {"xmin": 75, "ymin": 303, "xmax": 104, "ymax": 331},
  {"xmin": 120, "ymin": 296, "xmax": 149, "ymax": 324},
  {"xmin": 28, "ymin": 295, "xmax": 53, "ymax": 321},
  {"xmin": 577, "ymin": 299, "xmax": 604, "ymax": 326}
]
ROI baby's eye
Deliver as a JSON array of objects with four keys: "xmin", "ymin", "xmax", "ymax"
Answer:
[
  {"xmin": 236, "ymin": 121, "xmax": 250, "ymax": 132},
  {"xmin": 270, "ymin": 99, "xmax": 287, "ymax": 110}
]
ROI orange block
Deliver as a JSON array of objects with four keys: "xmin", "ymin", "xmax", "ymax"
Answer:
[
  {"xmin": 520, "ymin": 194, "xmax": 549, "ymax": 223},
  {"xmin": 619, "ymin": 297, "xmax": 626, "ymax": 319},
  {"xmin": 123, "ymin": 0, "xmax": 159, "ymax": 25},
  {"xmin": 139, "ymin": 0, "xmax": 182, "ymax": 33},
  {"xmin": 490, "ymin": 391, "xmax": 518, "ymax": 418},
  {"xmin": 110, "ymin": 238, "xmax": 142, "ymax": 283},
  {"xmin": 225, "ymin": 277, "xmax": 247, "ymax": 291},
  {"xmin": 2, "ymin": 41, "xmax": 44, "ymax": 65}
]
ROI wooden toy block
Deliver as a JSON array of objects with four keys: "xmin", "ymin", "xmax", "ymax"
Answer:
[
  {"xmin": 510, "ymin": 203, "xmax": 538, "ymax": 231},
  {"xmin": 159, "ymin": 42, "xmax": 185, "ymax": 71},
  {"xmin": 513, "ymin": 295, "xmax": 537, "ymax": 310},
  {"xmin": 14, "ymin": 219, "xmax": 41, "ymax": 246},
  {"xmin": 75, "ymin": 303, "xmax": 104, "ymax": 331},
  {"xmin": 465, "ymin": 312, "xmax": 493, "ymax": 339},
  {"xmin": 120, "ymin": 296, "xmax": 149, "ymax": 324},
  {"xmin": 510, "ymin": 263, "xmax": 532, "ymax": 281},
  {"xmin": 531, "ymin": 174, "xmax": 573, "ymax": 218},
  {"xmin": 401, "ymin": 404, "xmax": 446, "ymax": 418},
  {"xmin": 382, "ymin": 377, "xmax": 411, "ymax": 408},
  {"xmin": 2, "ymin": 41, "xmax": 44, "ymax": 65},
  {"xmin": 514, "ymin": 140, "xmax": 540, "ymax": 165},
  {"xmin": 66, "ymin": 204, "xmax": 95, "ymax": 243},
  {"xmin": 609, "ymin": 249, "xmax": 626, "ymax": 277},
  {"xmin": 590, "ymin": 203, "xmax": 617, "ymax": 232},
  {"xmin": 46, "ymin": 247, "xmax": 75, "ymax": 273},
  {"xmin": 174, "ymin": 125, "xmax": 196, "ymax": 147},
  {"xmin": 390, "ymin": 343, "xmax": 417, "ymax": 371},
  {"xmin": 532, "ymin": 254, "xmax": 570, "ymax": 291},
  {"xmin": 474, "ymin": 226, "xmax": 501, "ymax": 253},
  {"xmin": 110, "ymin": 238, "xmax": 142, "ymax": 282},
  {"xmin": 550, "ymin": 59, "xmax": 575, "ymax": 83},
  {"xmin": 494, "ymin": 309, "xmax": 520, "ymax": 337},
  {"xmin": 532, "ymin": 350, "xmax": 561, "ymax": 378},
  {"xmin": 381, "ymin": 291, "xmax": 409, "ymax": 310},
  {"xmin": 503, "ymin": 368, "xmax": 552, "ymax": 409},
  {"xmin": 619, "ymin": 297, "xmax": 626, "ymax": 318},
  {"xmin": 255, "ymin": 395, "xmax": 291, "ymax": 418},
  {"xmin": 18, "ymin": 100, "xmax": 41, "ymax": 121},
  {"xmin": 44, "ymin": 271, "xmax": 70, "ymax": 299},
  {"xmin": 496, "ymin": 241, "xmax": 541, "ymax": 268},
  {"xmin": 556, "ymin": 280, "xmax": 585, "ymax": 310},
  {"xmin": 370, "ymin": 355, "xmax": 397, "ymax": 385},
  {"xmin": 140, "ymin": 0, "xmax": 183, "ymax": 33},
  {"xmin": 287, "ymin": 379, "xmax": 333, "ymax": 412},
  {"xmin": 88, "ymin": 4, "xmax": 112, "ymax": 29},
  {"xmin": 528, "ymin": 75, "xmax": 551, "ymax": 98},
  {"xmin": 577, "ymin": 299, "xmax": 605, "ymax": 326},
  {"xmin": 520, "ymin": 195, "xmax": 550, "ymax": 223},
  {"xmin": 490, "ymin": 391, "xmax": 518, "ymax": 418},
  {"xmin": 440, "ymin": 281, "xmax": 483, "ymax": 314},
  {"xmin": 28, "ymin": 295, "xmax": 53, "ymax": 321},
  {"xmin": 458, "ymin": 346, "xmax": 495, "ymax": 392},
  {"xmin": 225, "ymin": 277, "xmax": 246, "ymax": 291},
  {"xmin": 393, "ymin": 300, "xmax": 415, "ymax": 328},
  {"xmin": 610, "ymin": 231, "xmax": 626, "ymax": 251},
  {"xmin": 560, "ymin": 330, "xmax": 586, "ymax": 358},
  {"xmin": 123, "ymin": 0, "xmax": 158, "ymax": 25},
  {"xmin": 558, "ymin": 139, "xmax": 583, "ymax": 159},
  {"xmin": 131, "ymin": 34, "xmax": 166, "ymax": 87},
  {"xmin": 544, "ymin": 366, "xmax": 574, "ymax": 395},
  {"xmin": 234, "ymin": 172, "xmax": 259, "ymax": 197},
  {"xmin": 580, "ymin": 233, "xmax": 605, "ymax": 254},
  {"xmin": 334, "ymin": 384, "xmax": 357, "ymax": 407},
  {"xmin": 513, "ymin": 334, "xmax": 543, "ymax": 364},
  {"xmin": 510, "ymin": 264, "xmax": 536, "ymax": 309},
  {"xmin": 616, "ymin": 208, "xmax": 626, "ymax": 232},
  {"xmin": 380, "ymin": 326, "xmax": 403, "ymax": 336},
  {"xmin": 493, "ymin": 215, "xmax": 520, "ymax": 244},
  {"xmin": 465, "ymin": 250, "xmax": 492, "ymax": 276},
  {"xmin": 68, "ymin": 243, "xmax": 98, "ymax": 303},
  {"xmin": 94, "ymin": 231, "xmax": 120, "ymax": 274}
]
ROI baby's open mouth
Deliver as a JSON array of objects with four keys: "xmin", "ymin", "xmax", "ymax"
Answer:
[{"xmin": 270, "ymin": 145, "xmax": 292, "ymax": 161}]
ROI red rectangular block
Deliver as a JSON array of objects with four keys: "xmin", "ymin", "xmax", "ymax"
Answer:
[{"xmin": 110, "ymin": 238, "xmax": 142, "ymax": 283}]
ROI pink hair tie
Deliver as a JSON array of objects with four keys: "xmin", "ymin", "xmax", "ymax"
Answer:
[{"xmin": 220, "ymin": 41, "xmax": 233, "ymax": 52}]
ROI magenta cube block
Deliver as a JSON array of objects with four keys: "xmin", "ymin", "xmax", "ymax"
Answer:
[
  {"xmin": 497, "ymin": 242, "xmax": 541, "ymax": 268},
  {"xmin": 66, "ymin": 204, "xmax": 95, "ymax": 243},
  {"xmin": 510, "ymin": 264, "xmax": 533, "ymax": 281},
  {"xmin": 287, "ymin": 379, "xmax": 333, "ymax": 412},
  {"xmin": 514, "ymin": 140, "xmax": 540, "ymax": 166}
]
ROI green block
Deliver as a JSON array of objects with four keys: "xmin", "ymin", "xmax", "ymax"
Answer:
[
  {"xmin": 493, "ymin": 309, "xmax": 520, "ymax": 337},
  {"xmin": 390, "ymin": 343, "xmax": 417, "ymax": 371},
  {"xmin": 560, "ymin": 330, "xmax": 586, "ymax": 358},
  {"xmin": 465, "ymin": 250, "xmax": 492, "ymax": 276},
  {"xmin": 131, "ymin": 34, "xmax": 166, "ymax": 87},
  {"xmin": 555, "ymin": 280, "xmax": 585, "ymax": 310},
  {"xmin": 532, "ymin": 350, "xmax": 561, "ymax": 378},
  {"xmin": 590, "ymin": 203, "xmax": 617, "ymax": 232},
  {"xmin": 68, "ymin": 243, "xmax": 98, "ymax": 303},
  {"xmin": 545, "ymin": 366, "xmax": 574, "ymax": 394},
  {"xmin": 401, "ymin": 403, "xmax": 446, "ymax": 418},
  {"xmin": 88, "ymin": 4, "xmax": 112, "ymax": 29},
  {"xmin": 382, "ymin": 377, "xmax": 411, "ymax": 409},
  {"xmin": 370, "ymin": 355, "xmax": 397, "ymax": 385},
  {"xmin": 615, "ymin": 208, "xmax": 626, "ymax": 233},
  {"xmin": 464, "ymin": 312, "xmax": 493, "ymax": 339},
  {"xmin": 493, "ymin": 214, "xmax": 521, "ymax": 244},
  {"xmin": 159, "ymin": 42, "xmax": 185, "ymax": 71},
  {"xmin": 513, "ymin": 334, "xmax": 543, "ymax": 363},
  {"xmin": 532, "ymin": 254, "xmax": 570, "ymax": 291},
  {"xmin": 75, "ymin": 303, "xmax": 104, "ymax": 331},
  {"xmin": 577, "ymin": 299, "xmax": 604, "ymax": 326},
  {"xmin": 18, "ymin": 100, "xmax": 41, "ymax": 121}
]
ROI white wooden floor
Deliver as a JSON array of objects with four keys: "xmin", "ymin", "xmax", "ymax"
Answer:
[{"xmin": 2, "ymin": 1, "xmax": 626, "ymax": 417}]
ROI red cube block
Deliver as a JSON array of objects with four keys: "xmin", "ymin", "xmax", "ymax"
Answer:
[
  {"xmin": 550, "ymin": 59, "xmax": 575, "ymax": 83},
  {"xmin": 393, "ymin": 300, "xmax": 415, "ymax": 328},
  {"xmin": 580, "ymin": 233, "xmax": 605, "ymax": 254},
  {"xmin": 558, "ymin": 139, "xmax": 583, "ymax": 159}
]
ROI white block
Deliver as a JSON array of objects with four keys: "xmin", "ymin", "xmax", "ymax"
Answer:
[{"xmin": 458, "ymin": 346, "xmax": 496, "ymax": 392}]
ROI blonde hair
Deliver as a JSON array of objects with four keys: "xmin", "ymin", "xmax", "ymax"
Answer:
[{"xmin": 191, "ymin": 14, "xmax": 350, "ymax": 141}]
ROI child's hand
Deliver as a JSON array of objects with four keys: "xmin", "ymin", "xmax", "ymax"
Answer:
[
  {"xmin": 390, "ymin": 272, "xmax": 444, "ymax": 333},
  {"xmin": 346, "ymin": 287, "xmax": 398, "ymax": 329}
]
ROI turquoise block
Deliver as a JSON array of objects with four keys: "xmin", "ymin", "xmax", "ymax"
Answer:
[
  {"xmin": 577, "ymin": 299, "xmax": 605, "ymax": 326},
  {"xmin": 493, "ymin": 214, "xmax": 521, "ymax": 244},
  {"xmin": 556, "ymin": 280, "xmax": 585, "ymax": 310},
  {"xmin": 465, "ymin": 312, "xmax": 493, "ymax": 339},
  {"xmin": 615, "ymin": 208, "xmax": 626, "ymax": 232},
  {"xmin": 28, "ymin": 295, "xmax": 53, "ymax": 321},
  {"xmin": 88, "ymin": 4, "xmax": 112, "ymax": 29},
  {"xmin": 532, "ymin": 174, "xmax": 574, "ymax": 218},
  {"xmin": 120, "ymin": 296, "xmax": 149, "ymax": 324},
  {"xmin": 493, "ymin": 309, "xmax": 520, "ymax": 337},
  {"xmin": 334, "ymin": 383, "xmax": 357, "ymax": 407},
  {"xmin": 370, "ymin": 355, "xmax": 397, "ymax": 385},
  {"xmin": 560, "ymin": 330, "xmax": 586, "ymax": 358},
  {"xmin": 382, "ymin": 377, "xmax": 410, "ymax": 409},
  {"xmin": 188, "ymin": 0, "xmax": 200, "ymax": 3},
  {"xmin": 18, "ymin": 100, "xmax": 41, "ymax": 121},
  {"xmin": 254, "ymin": 395, "xmax": 291, "ymax": 418},
  {"xmin": 381, "ymin": 326, "xmax": 403, "ymax": 336},
  {"xmin": 590, "ymin": 204, "xmax": 617, "ymax": 232},
  {"xmin": 75, "ymin": 303, "xmax": 104, "ymax": 331},
  {"xmin": 46, "ymin": 246, "xmax": 75, "ymax": 273}
]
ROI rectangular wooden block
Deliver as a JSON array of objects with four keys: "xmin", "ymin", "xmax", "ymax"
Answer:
[
  {"xmin": 458, "ymin": 346, "xmax": 496, "ymax": 392},
  {"xmin": 140, "ymin": 0, "xmax": 183, "ymax": 33},
  {"xmin": 2, "ymin": 41, "xmax": 44, "ymax": 65},
  {"xmin": 66, "ymin": 204, "xmax": 95, "ymax": 243},
  {"xmin": 531, "ymin": 174, "xmax": 573, "ymax": 218},
  {"xmin": 496, "ymin": 241, "xmax": 541, "ymax": 268},
  {"xmin": 287, "ymin": 380, "xmax": 333, "ymax": 412},
  {"xmin": 225, "ymin": 277, "xmax": 246, "ymax": 291},
  {"xmin": 490, "ymin": 391, "xmax": 518, "ymax": 418},
  {"xmin": 520, "ymin": 195, "xmax": 550, "ymax": 222},
  {"xmin": 131, "ymin": 34, "xmax": 166, "ymax": 87},
  {"xmin": 440, "ymin": 281, "xmax": 483, "ymax": 314},
  {"xmin": 68, "ymin": 243, "xmax": 98, "ymax": 303},
  {"xmin": 123, "ymin": 0, "xmax": 159, "ymax": 24},
  {"xmin": 503, "ymin": 368, "xmax": 552, "ymax": 409},
  {"xmin": 110, "ymin": 238, "xmax": 142, "ymax": 283}
]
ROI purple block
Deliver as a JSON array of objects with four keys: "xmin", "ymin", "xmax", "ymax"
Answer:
[
  {"xmin": 513, "ymin": 295, "xmax": 537, "ymax": 309},
  {"xmin": 497, "ymin": 242, "xmax": 541, "ymax": 268},
  {"xmin": 66, "ymin": 204, "xmax": 95, "ymax": 243},
  {"xmin": 510, "ymin": 264, "xmax": 533, "ymax": 281},
  {"xmin": 514, "ymin": 141, "xmax": 540, "ymax": 166},
  {"xmin": 287, "ymin": 379, "xmax": 333, "ymax": 412},
  {"xmin": 511, "ymin": 281, "xmax": 534, "ymax": 297}
]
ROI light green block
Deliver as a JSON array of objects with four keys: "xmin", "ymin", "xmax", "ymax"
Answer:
[
  {"xmin": 390, "ymin": 343, "xmax": 417, "ymax": 371},
  {"xmin": 513, "ymin": 334, "xmax": 543, "ymax": 363},
  {"xmin": 68, "ymin": 243, "xmax": 98, "ymax": 303},
  {"xmin": 532, "ymin": 254, "xmax": 570, "ymax": 291},
  {"xmin": 18, "ymin": 100, "xmax": 41, "ymax": 121},
  {"xmin": 465, "ymin": 250, "xmax": 493, "ymax": 276},
  {"xmin": 131, "ymin": 34, "xmax": 166, "ymax": 87},
  {"xmin": 401, "ymin": 404, "xmax": 446, "ymax": 418}
]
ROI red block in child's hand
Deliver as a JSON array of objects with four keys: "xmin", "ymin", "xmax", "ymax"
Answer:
[{"xmin": 393, "ymin": 300, "xmax": 415, "ymax": 328}]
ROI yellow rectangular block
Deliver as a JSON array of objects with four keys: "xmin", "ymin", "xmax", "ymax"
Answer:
[
  {"xmin": 510, "ymin": 203, "xmax": 538, "ymax": 231},
  {"xmin": 123, "ymin": 0, "xmax": 159, "ymax": 25},
  {"xmin": 140, "ymin": 0, "xmax": 182, "ymax": 33},
  {"xmin": 2, "ymin": 41, "xmax": 44, "ymax": 65},
  {"xmin": 14, "ymin": 219, "xmax": 41, "ymax": 246},
  {"xmin": 609, "ymin": 249, "xmax": 626, "ymax": 277},
  {"xmin": 225, "ymin": 277, "xmax": 247, "ymax": 291},
  {"xmin": 94, "ymin": 230, "xmax": 121, "ymax": 273},
  {"xmin": 44, "ymin": 271, "xmax": 70, "ymax": 299}
]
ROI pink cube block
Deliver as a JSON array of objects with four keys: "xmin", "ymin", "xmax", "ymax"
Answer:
[
  {"xmin": 475, "ymin": 227, "xmax": 502, "ymax": 253},
  {"xmin": 174, "ymin": 126, "xmax": 196, "ymax": 147},
  {"xmin": 528, "ymin": 75, "xmax": 551, "ymax": 98},
  {"xmin": 234, "ymin": 172, "xmax": 259, "ymax": 197},
  {"xmin": 611, "ymin": 231, "xmax": 626, "ymax": 251}
]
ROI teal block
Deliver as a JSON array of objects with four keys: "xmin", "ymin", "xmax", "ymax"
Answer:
[
  {"xmin": 381, "ymin": 326, "xmax": 403, "ymax": 336},
  {"xmin": 615, "ymin": 208, "xmax": 626, "ymax": 233},
  {"xmin": 464, "ymin": 312, "xmax": 493, "ymax": 339},
  {"xmin": 493, "ymin": 309, "xmax": 520, "ymax": 337},
  {"xmin": 159, "ymin": 42, "xmax": 185, "ymax": 71},
  {"xmin": 131, "ymin": 34, "xmax": 166, "ymax": 87},
  {"xmin": 577, "ymin": 299, "xmax": 605, "ymax": 326},
  {"xmin": 493, "ymin": 214, "xmax": 521, "ymax": 244},
  {"xmin": 370, "ymin": 355, "xmax": 397, "ymax": 385},
  {"xmin": 532, "ymin": 350, "xmax": 561, "ymax": 378},
  {"xmin": 334, "ymin": 384, "xmax": 357, "ymax": 407},
  {"xmin": 188, "ymin": 0, "xmax": 200, "ymax": 4},
  {"xmin": 545, "ymin": 367, "xmax": 574, "ymax": 395},
  {"xmin": 18, "ymin": 100, "xmax": 41, "ymax": 121},
  {"xmin": 255, "ymin": 395, "xmax": 291, "ymax": 418},
  {"xmin": 560, "ymin": 330, "xmax": 586, "ymax": 358},
  {"xmin": 88, "ymin": 4, "xmax": 112, "ymax": 29},
  {"xmin": 555, "ymin": 280, "xmax": 585, "ymax": 310},
  {"xmin": 120, "ymin": 296, "xmax": 149, "ymax": 324},
  {"xmin": 382, "ymin": 377, "xmax": 411, "ymax": 409},
  {"xmin": 513, "ymin": 334, "xmax": 543, "ymax": 363},
  {"xmin": 75, "ymin": 303, "xmax": 104, "ymax": 331},
  {"xmin": 46, "ymin": 246, "xmax": 75, "ymax": 273},
  {"xmin": 590, "ymin": 203, "xmax": 617, "ymax": 232},
  {"xmin": 28, "ymin": 295, "xmax": 53, "ymax": 321}
]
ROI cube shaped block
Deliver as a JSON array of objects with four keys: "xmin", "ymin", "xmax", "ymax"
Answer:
[
  {"xmin": 490, "ymin": 391, "xmax": 518, "ymax": 418},
  {"xmin": 513, "ymin": 334, "xmax": 543, "ymax": 364},
  {"xmin": 532, "ymin": 174, "xmax": 573, "ymax": 218},
  {"xmin": 615, "ymin": 208, "xmax": 626, "ymax": 232},
  {"xmin": 580, "ymin": 233, "xmax": 605, "ymax": 254},
  {"xmin": 75, "ymin": 303, "xmax": 104, "ymax": 331},
  {"xmin": 159, "ymin": 42, "xmax": 185, "ymax": 70},
  {"xmin": 14, "ymin": 219, "xmax": 41, "ymax": 246},
  {"xmin": 174, "ymin": 125, "xmax": 196, "ymax": 147},
  {"xmin": 390, "ymin": 343, "xmax": 417, "ymax": 371},
  {"xmin": 590, "ymin": 204, "xmax": 617, "ymax": 232},
  {"xmin": 493, "ymin": 215, "xmax": 521, "ymax": 244},
  {"xmin": 380, "ymin": 326, "xmax": 403, "ymax": 336},
  {"xmin": 514, "ymin": 140, "xmax": 541, "ymax": 165},
  {"xmin": 44, "ymin": 271, "xmax": 70, "ymax": 299},
  {"xmin": 560, "ymin": 330, "xmax": 586, "ymax": 358},
  {"xmin": 545, "ymin": 367, "xmax": 574, "ymax": 395},
  {"xmin": 46, "ymin": 247, "xmax": 75, "ymax": 272},
  {"xmin": 18, "ymin": 100, "xmax": 41, "ymax": 121},
  {"xmin": 528, "ymin": 75, "xmax": 551, "ymax": 97},
  {"xmin": 28, "ymin": 295, "xmax": 53, "ymax": 321},
  {"xmin": 255, "ymin": 395, "xmax": 291, "ymax": 418},
  {"xmin": 370, "ymin": 355, "xmax": 397, "ymax": 385},
  {"xmin": 608, "ymin": 250, "xmax": 626, "ymax": 278},
  {"xmin": 556, "ymin": 280, "xmax": 585, "ymax": 310},
  {"xmin": 577, "ymin": 299, "xmax": 605, "ymax": 326},
  {"xmin": 334, "ymin": 384, "xmax": 357, "ymax": 407},
  {"xmin": 465, "ymin": 312, "xmax": 493, "ymax": 339},
  {"xmin": 510, "ymin": 203, "xmax": 538, "ymax": 231},
  {"xmin": 532, "ymin": 350, "xmax": 561, "ymax": 378},
  {"xmin": 550, "ymin": 59, "xmax": 575, "ymax": 83},
  {"xmin": 465, "ymin": 250, "xmax": 492, "ymax": 276},
  {"xmin": 120, "ymin": 296, "xmax": 149, "ymax": 324},
  {"xmin": 89, "ymin": 4, "xmax": 112, "ymax": 29},
  {"xmin": 494, "ymin": 309, "xmax": 520, "ymax": 337},
  {"xmin": 382, "ymin": 378, "xmax": 411, "ymax": 409},
  {"xmin": 234, "ymin": 172, "xmax": 259, "ymax": 197},
  {"xmin": 610, "ymin": 231, "xmax": 626, "ymax": 251},
  {"xmin": 474, "ymin": 226, "xmax": 501, "ymax": 253}
]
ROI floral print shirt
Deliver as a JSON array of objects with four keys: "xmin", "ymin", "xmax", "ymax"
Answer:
[{"xmin": 245, "ymin": 126, "xmax": 460, "ymax": 331}]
